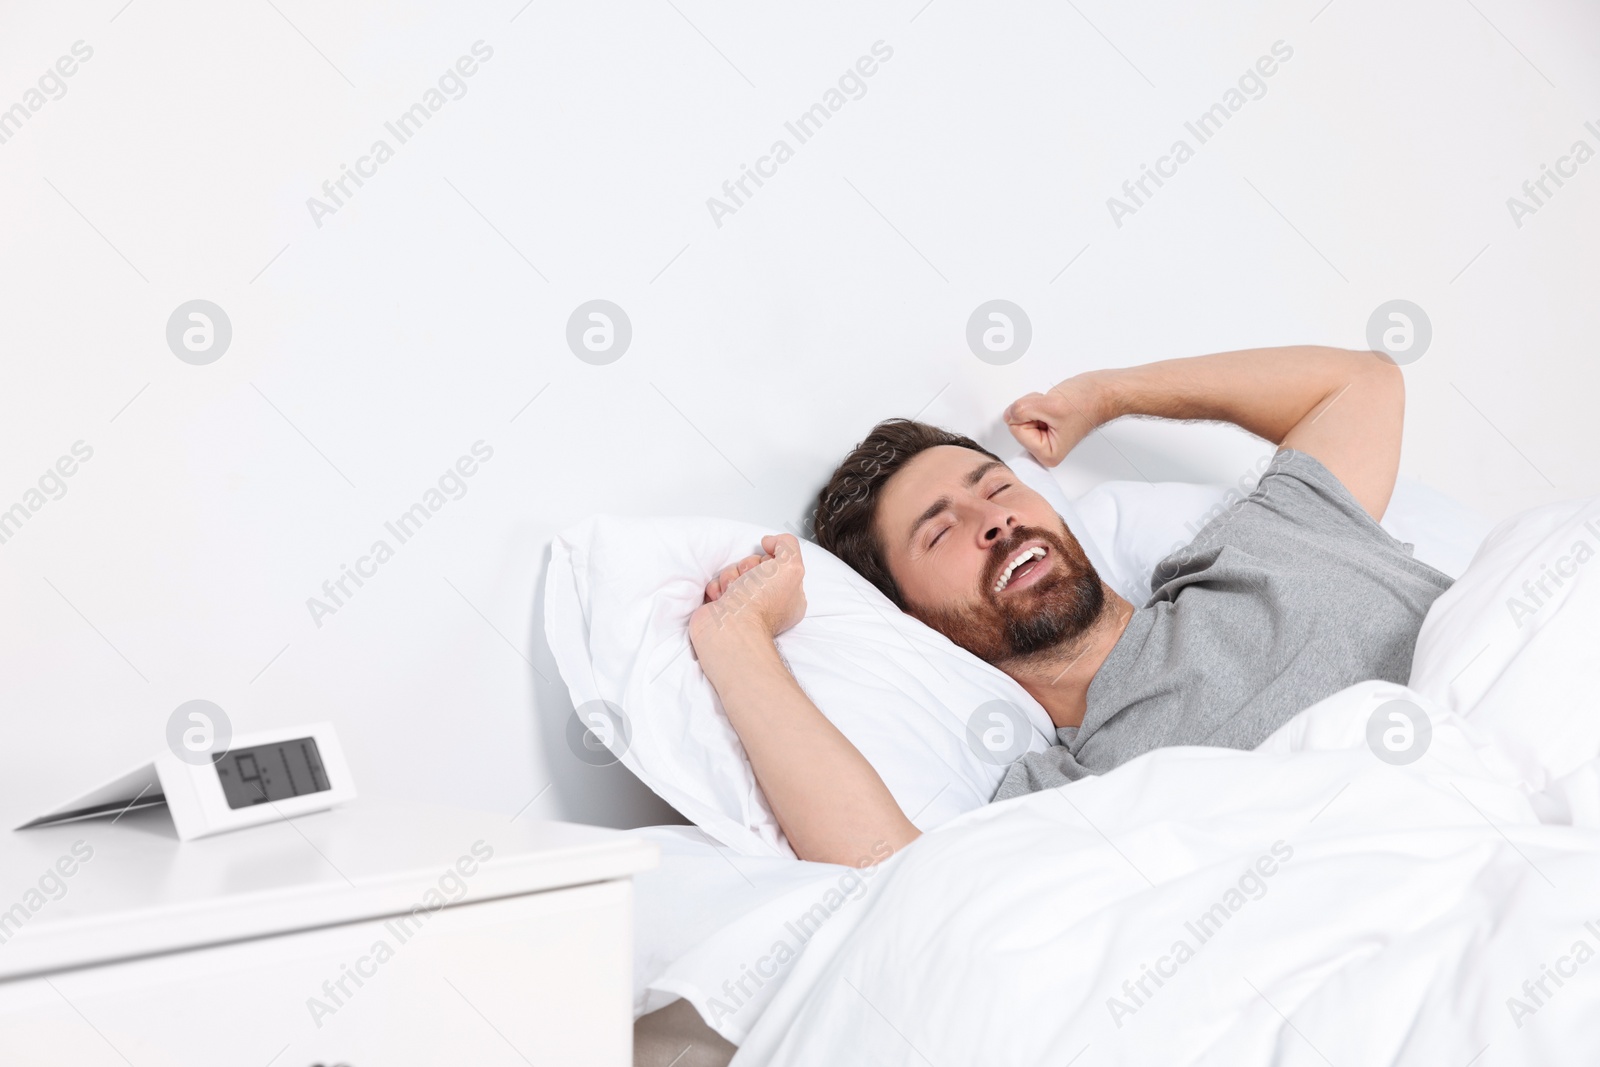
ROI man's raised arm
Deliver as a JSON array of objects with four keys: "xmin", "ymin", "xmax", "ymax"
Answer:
[
  {"xmin": 1004, "ymin": 345, "xmax": 1405, "ymax": 520},
  {"xmin": 689, "ymin": 534, "xmax": 920, "ymax": 865}
]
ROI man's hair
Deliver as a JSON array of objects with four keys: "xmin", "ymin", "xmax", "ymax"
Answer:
[{"xmin": 812, "ymin": 418, "xmax": 998, "ymax": 608}]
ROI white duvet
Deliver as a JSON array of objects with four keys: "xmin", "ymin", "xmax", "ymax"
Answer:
[{"xmin": 714, "ymin": 497, "xmax": 1600, "ymax": 1065}]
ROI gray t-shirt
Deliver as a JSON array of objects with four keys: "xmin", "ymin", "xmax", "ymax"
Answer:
[{"xmin": 992, "ymin": 449, "xmax": 1453, "ymax": 801}]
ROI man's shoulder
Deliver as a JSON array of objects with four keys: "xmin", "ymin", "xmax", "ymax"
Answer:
[{"xmin": 1144, "ymin": 449, "xmax": 1387, "ymax": 590}]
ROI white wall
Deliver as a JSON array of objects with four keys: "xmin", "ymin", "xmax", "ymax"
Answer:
[{"xmin": 2, "ymin": 0, "xmax": 1596, "ymax": 831}]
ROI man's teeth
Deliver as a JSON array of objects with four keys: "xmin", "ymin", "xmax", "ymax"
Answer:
[{"xmin": 994, "ymin": 546, "xmax": 1046, "ymax": 593}]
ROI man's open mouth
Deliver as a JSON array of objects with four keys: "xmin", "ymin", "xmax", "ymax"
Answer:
[{"xmin": 993, "ymin": 543, "xmax": 1050, "ymax": 594}]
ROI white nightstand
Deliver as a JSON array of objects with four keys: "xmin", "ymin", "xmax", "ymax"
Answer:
[{"xmin": 0, "ymin": 798, "xmax": 658, "ymax": 1066}]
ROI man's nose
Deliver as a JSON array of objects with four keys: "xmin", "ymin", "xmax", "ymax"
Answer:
[{"xmin": 980, "ymin": 506, "xmax": 1018, "ymax": 545}]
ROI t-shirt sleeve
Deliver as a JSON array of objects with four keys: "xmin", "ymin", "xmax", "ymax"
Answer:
[
  {"xmin": 1146, "ymin": 448, "xmax": 1406, "ymax": 596},
  {"xmin": 1255, "ymin": 448, "xmax": 1379, "ymax": 524}
]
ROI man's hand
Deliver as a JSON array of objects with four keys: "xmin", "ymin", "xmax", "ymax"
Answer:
[
  {"xmin": 1003, "ymin": 372, "xmax": 1118, "ymax": 467},
  {"xmin": 689, "ymin": 534, "xmax": 806, "ymax": 657}
]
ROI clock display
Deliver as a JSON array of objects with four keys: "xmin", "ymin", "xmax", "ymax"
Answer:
[{"xmin": 215, "ymin": 737, "xmax": 332, "ymax": 810}]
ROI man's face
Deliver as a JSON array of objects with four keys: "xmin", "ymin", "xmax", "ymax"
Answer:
[{"xmin": 875, "ymin": 445, "xmax": 1105, "ymax": 666}]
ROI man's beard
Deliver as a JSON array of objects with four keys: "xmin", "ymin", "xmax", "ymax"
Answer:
[{"xmin": 913, "ymin": 520, "xmax": 1106, "ymax": 668}]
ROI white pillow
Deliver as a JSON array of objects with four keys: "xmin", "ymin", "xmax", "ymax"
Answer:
[
  {"xmin": 1377, "ymin": 475, "xmax": 1497, "ymax": 578},
  {"xmin": 1408, "ymin": 495, "xmax": 1600, "ymax": 782},
  {"xmin": 544, "ymin": 517, "xmax": 1058, "ymax": 858}
]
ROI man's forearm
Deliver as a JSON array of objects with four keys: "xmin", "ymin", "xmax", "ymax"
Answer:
[
  {"xmin": 1065, "ymin": 344, "xmax": 1404, "ymax": 517},
  {"xmin": 1082, "ymin": 345, "xmax": 1374, "ymax": 444},
  {"xmin": 697, "ymin": 625, "xmax": 920, "ymax": 865}
]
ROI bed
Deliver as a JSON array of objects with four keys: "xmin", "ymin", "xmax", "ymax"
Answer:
[{"xmin": 550, "ymin": 466, "xmax": 1600, "ymax": 1064}]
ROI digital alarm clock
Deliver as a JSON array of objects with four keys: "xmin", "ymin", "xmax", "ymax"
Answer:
[{"xmin": 16, "ymin": 722, "xmax": 356, "ymax": 841}]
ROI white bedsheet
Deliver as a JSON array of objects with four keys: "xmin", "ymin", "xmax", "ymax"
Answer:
[
  {"xmin": 721, "ymin": 497, "xmax": 1600, "ymax": 1064},
  {"xmin": 630, "ymin": 824, "xmax": 854, "ymax": 1019}
]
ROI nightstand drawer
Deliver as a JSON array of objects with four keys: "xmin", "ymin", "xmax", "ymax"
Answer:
[{"xmin": 0, "ymin": 878, "xmax": 633, "ymax": 1067}]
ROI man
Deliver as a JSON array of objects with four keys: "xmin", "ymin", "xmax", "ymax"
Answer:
[{"xmin": 687, "ymin": 346, "xmax": 1452, "ymax": 866}]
